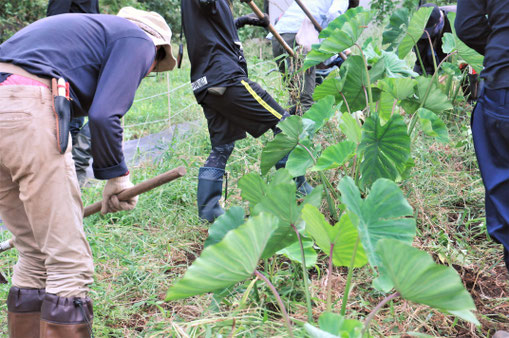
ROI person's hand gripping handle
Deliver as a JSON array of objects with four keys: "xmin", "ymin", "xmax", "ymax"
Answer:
[{"xmin": 101, "ymin": 172, "xmax": 138, "ymax": 214}]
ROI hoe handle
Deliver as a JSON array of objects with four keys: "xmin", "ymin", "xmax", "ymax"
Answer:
[
  {"xmin": 246, "ymin": 1, "xmax": 295, "ymax": 58},
  {"xmin": 84, "ymin": 166, "xmax": 187, "ymax": 217},
  {"xmin": 0, "ymin": 167, "xmax": 187, "ymax": 254}
]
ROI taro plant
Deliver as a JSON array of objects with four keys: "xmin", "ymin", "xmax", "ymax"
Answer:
[{"xmin": 165, "ymin": 6, "xmax": 482, "ymax": 336}]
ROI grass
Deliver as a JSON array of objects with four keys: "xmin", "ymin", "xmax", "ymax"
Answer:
[{"xmin": 1, "ymin": 38, "xmax": 508, "ymax": 337}]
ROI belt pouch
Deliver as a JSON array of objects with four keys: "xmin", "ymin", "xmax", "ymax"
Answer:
[{"xmin": 51, "ymin": 78, "xmax": 71, "ymax": 154}]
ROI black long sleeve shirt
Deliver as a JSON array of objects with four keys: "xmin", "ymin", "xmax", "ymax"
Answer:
[
  {"xmin": 456, "ymin": 0, "xmax": 509, "ymax": 89},
  {"xmin": 47, "ymin": 0, "xmax": 100, "ymax": 16},
  {"xmin": 0, "ymin": 14, "xmax": 155, "ymax": 179},
  {"xmin": 181, "ymin": 0, "xmax": 248, "ymax": 102}
]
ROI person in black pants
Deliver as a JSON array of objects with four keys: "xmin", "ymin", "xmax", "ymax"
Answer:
[
  {"xmin": 181, "ymin": 0, "xmax": 312, "ymax": 223},
  {"xmin": 47, "ymin": 0, "xmax": 100, "ymax": 186},
  {"xmin": 456, "ymin": 0, "xmax": 509, "ymax": 290}
]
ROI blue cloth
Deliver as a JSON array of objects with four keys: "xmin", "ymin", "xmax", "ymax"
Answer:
[
  {"xmin": 456, "ymin": 0, "xmax": 509, "ymax": 89},
  {"xmin": 271, "ymin": 0, "xmax": 348, "ymax": 35},
  {"xmin": 471, "ymin": 87, "xmax": 509, "ymax": 272},
  {"xmin": 0, "ymin": 14, "xmax": 155, "ymax": 179}
]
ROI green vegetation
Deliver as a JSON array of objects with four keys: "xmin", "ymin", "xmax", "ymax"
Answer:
[{"xmin": 1, "ymin": 4, "xmax": 508, "ymax": 338}]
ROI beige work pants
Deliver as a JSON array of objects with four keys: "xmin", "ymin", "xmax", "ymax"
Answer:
[{"xmin": 0, "ymin": 85, "xmax": 94, "ymax": 297}]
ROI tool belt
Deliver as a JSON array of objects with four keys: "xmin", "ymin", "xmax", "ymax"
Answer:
[{"xmin": 0, "ymin": 62, "xmax": 71, "ymax": 154}]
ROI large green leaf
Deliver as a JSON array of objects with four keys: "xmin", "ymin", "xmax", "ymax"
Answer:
[
  {"xmin": 383, "ymin": 7, "xmax": 410, "ymax": 52},
  {"xmin": 277, "ymin": 238, "xmax": 317, "ymax": 268},
  {"xmin": 166, "ymin": 213, "xmax": 278, "ymax": 300},
  {"xmin": 417, "ymin": 108, "xmax": 449, "ymax": 144},
  {"xmin": 447, "ymin": 12, "xmax": 484, "ymax": 73},
  {"xmin": 372, "ymin": 51, "xmax": 419, "ymax": 78},
  {"xmin": 339, "ymin": 112, "xmax": 362, "ymax": 144},
  {"xmin": 338, "ymin": 177, "xmax": 416, "ymax": 269},
  {"xmin": 377, "ymin": 239, "xmax": 480, "ymax": 326},
  {"xmin": 204, "ymin": 207, "xmax": 245, "ymax": 248},
  {"xmin": 359, "ymin": 114, "xmax": 411, "ymax": 187},
  {"xmin": 287, "ymin": 140, "xmax": 316, "ymax": 177},
  {"xmin": 238, "ymin": 173, "xmax": 266, "ymax": 207},
  {"xmin": 302, "ymin": 95, "xmax": 337, "ymax": 133},
  {"xmin": 379, "ymin": 78, "xmax": 417, "ymax": 101},
  {"xmin": 305, "ymin": 312, "xmax": 364, "ymax": 338},
  {"xmin": 312, "ymin": 141, "xmax": 356, "ymax": 171},
  {"xmin": 336, "ymin": 55, "xmax": 371, "ymax": 113},
  {"xmin": 302, "ymin": 204, "xmax": 367, "ymax": 268},
  {"xmin": 441, "ymin": 32, "xmax": 456, "ymax": 54},
  {"xmin": 303, "ymin": 7, "xmax": 373, "ymax": 70},
  {"xmin": 260, "ymin": 116, "xmax": 304, "ymax": 175},
  {"xmin": 398, "ymin": 7, "xmax": 433, "ymax": 59},
  {"xmin": 313, "ymin": 68, "xmax": 345, "ymax": 103},
  {"xmin": 416, "ymin": 76, "xmax": 453, "ymax": 114}
]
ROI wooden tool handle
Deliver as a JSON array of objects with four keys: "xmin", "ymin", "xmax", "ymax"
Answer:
[
  {"xmin": 246, "ymin": 1, "xmax": 295, "ymax": 58},
  {"xmin": 84, "ymin": 166, "xmax": 187, "ymax": 217}
]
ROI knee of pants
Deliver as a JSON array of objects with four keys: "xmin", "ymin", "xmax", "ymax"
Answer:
[{"xmin": 205, "ymin": 142, "xmax": 235, "ymax": 169}]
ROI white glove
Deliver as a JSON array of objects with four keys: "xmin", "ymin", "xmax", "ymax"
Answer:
[{"xmin": 101, "ymin": 174, "xmax": 138, "ymax": 215}]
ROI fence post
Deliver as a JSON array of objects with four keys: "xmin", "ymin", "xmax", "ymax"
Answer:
[{"xmin": 166, "ymin": 72, "xmax": 172, "ymax": 130}]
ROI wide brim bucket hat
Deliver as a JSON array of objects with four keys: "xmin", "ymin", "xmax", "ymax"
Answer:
[{"xmin": 118, "ymin": 6, "xmax": 177, "ymax": 72}]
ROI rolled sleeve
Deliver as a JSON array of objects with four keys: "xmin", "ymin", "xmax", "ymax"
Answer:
[{"xmin": 88, "ymin": 36, "xmax": 155, "ymax": 179}]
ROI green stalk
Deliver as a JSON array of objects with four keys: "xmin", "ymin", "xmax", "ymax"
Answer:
[
  {"xmin": 356, "ymin": 44, "xmax": 374, "ymax": 115},
  {"xmin": 326, "ymin": 243, "xmax": 334, "ymax": 312},
  {"xmin": 291, "ymin": 224, "xmax": 313, "ymax": 322},
  {"xmin": 340, "ymin": 235, "xmax": 360, "ymax": 316},
  {"xmin": 408, "ymin": 52, "xmax": 458, "ymax": 136},
  {"xmin": 254, "ymin": 270, "xmax": 294, "ymax": 337},
  {"xmin": 299, "ymin": 142, "xmax": 339, "ymax": 219},
  {"xmin": 361, "ymin": 292, "xmax": 400, "ymax": 336}
]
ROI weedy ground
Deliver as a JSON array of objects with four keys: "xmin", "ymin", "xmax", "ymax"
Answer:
[{"xmin": 0, "ymin": 40, "xmax": 507, "ymax": 337}]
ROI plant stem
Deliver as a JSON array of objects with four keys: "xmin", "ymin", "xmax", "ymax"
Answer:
[
  {"xmin": 326, "ymin": 243, "xmax": 334, "ymax": 312},
  {"xmin": 361, "ymin": 292, "xmax": 400, "ymax": 336},
  {"xmin": 319, "ymin": 171, "xmax": 339, "ymax": 221},
  {"xmin": 356, "ymin": 44, "xmax": 374, "ymax": 115},
  {"xmin": 340, "ymin": 235, "xmax": 360, "ymax": 316},
  {"xmin": 291, "ymin": 224, "xmax": 313, "ymax": 322},
  {"xmin": 254, "ymin": 270, "xmax": 294, "ymax": 337},
  {"xmin": 340, "ymin": 92, "xmax": 352, "ymax": 116},
  {"xmin": 408, "ymin": 52, "xmax": 458, "ymax": 136}
]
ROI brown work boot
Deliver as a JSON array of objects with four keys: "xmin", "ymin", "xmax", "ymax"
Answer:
[
  {"xmin": 40, "ymin": 293, "xmax": 93, "ymax": 338},
  {"xmin": 7, "ymin": 286, "xmax": 46, "ymax": 338}
]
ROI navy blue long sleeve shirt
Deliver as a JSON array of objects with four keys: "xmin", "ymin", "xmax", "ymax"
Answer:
[
  {"xmin": 456, "ymin": 0, "xmax": 509, "ymax": 89},
  {"xmin": 0, "ymin": 14, "xmax": 155, "ymax": 179}
]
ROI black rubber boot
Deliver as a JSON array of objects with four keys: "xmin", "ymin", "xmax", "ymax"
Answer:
[
  {"xmin": 275, "ymin": 155, "xmax": 313, "ymax": 196},
  {"xmin": 7, "ymin": 287, "xmax": 45, "ymax": 338},
  {"xmin": 197, "ymin": 167, "xmax": 225, "ymax": 223},
  {"xmin": 40, "ymin": 293, "xmax": 93, "ymax": 338}
]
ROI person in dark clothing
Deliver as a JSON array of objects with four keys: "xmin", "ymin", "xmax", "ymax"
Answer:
[
  {"xmin": 47, "ymin": 0, "xmax": 100, "ymax": 187},
  {"xmin": 0, "ymin": 7, "xmax": 175, "ymax": 336},
  {"xmin": 413, "ymin": 3, "xmax": 454, "ymax": 75},
  {"xmin": 456, "ymin": 0, "xmax": 509, "ymax": 282},
  {"xmin": 182, "ymin": 0, "xmax": 312, "ymax": 223},
  {"xmin": 47, "ymin": 0, "xmax": 99, "ymax": 16}
]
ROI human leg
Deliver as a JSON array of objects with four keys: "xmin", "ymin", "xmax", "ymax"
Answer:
[
  {"xmin": 0, "ymin": 85, "xmax": 94, "ymax": 335},
  {"xmin": 471, "ymin": 88, "xmax": 509, "ymax": 274},
  {"xmin": 197, "ymin": 142, "xmax": 236, "ymax": 222},
  {"xmin": 72, "ymin": 121, "xmax": 92, "ymax": 187}
]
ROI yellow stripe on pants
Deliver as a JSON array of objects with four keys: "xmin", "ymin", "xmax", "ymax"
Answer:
[{"xmin": 241, "ymin": 80, "xmax": 282, "ymax": 120}]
